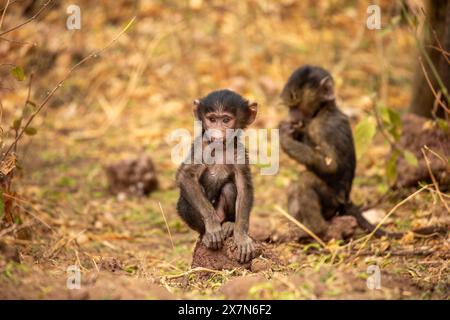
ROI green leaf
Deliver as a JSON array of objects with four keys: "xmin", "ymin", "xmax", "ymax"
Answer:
[
  {"xmin": 12, "ymin": 118, "xmax": 22, "ymax": 130},
  {"xmin": 403, "ymin": 150, "xmax": 419, "ymax": 167},
  {"xmin": 24, "ymin": 127, "xmax": 37, "ymax": 136},
  {"xmin": 436, "ymin": 119, "xmax": 449, "ymax": 133},
  {"xmin": 378, "ymin": 105, "xmax": 402, "ymax": 141},
  {"xmin": 353, "ymin": 117, "xmax": 377, "ymax": 160},
  {"xmin": 386, "ymin": 150, "xmax": 399, "ymax": 186},
  {"xmin": 387, "ymin": 108, "xmax": 402, "ymax": 128},
  {"xmin": 11, "ymin": 66, "xmax": 25, "ymax": 81}
]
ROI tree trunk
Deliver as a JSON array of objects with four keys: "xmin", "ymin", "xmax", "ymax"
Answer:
[{"xmin": 410, "ymin": 0, "xmax": 450, "ymax": 118}]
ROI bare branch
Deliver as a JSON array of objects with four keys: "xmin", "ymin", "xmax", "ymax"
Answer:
[
  {"xmin": 1, "ymin": 16, "xmax": 137, "ymax": 161},
  {"xmin": 419, "ymin": 57, "xmax": 450, "ymax": 115},
  {"xmin": 0, "ymin": 0, "xmax": 52, "ymax": 37}
]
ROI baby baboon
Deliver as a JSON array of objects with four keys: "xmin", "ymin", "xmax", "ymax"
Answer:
[
  {"xmin": 176, "ymin": 89, "xmax": 258, "ymax": 263},
  {"xmin": 279, "ymin": 65, "xmax": 448, "ymax": 239},
  {"xmin": 279, "ymin": 65, "xmax": 356, "ymax": 238}
]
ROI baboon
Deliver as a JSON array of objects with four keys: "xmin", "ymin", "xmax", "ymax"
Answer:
[{"xmin": 176, "ymin": 89, "xmax": 258, "ymax": 262}]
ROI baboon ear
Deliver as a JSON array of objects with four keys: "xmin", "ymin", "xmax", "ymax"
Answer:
[
  {"xmin": 193, "ymin": 99, "xmax": 200, "ymax": 119},
  {"xmin": 319, "ymin": 76, "xmax": 335, "ymax": 101},
  {"xmin": 247, "ymin": 101, "xmax": 258, "ymax": 125}
]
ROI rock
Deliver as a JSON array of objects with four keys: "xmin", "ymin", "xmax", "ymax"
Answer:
[
  {"xmin": 248, "ymin": 217, "xmax": 272, "ymax": 242},
  {"xmin": 324, "ymin": 216, "xmax": 357, "ymax": 241},
  {"xmin": 191, "ymin": 237, "xmax": 263, "ymax": 271},
  {"xmin": 250, "ymin": 257, "xmax": 273, "ymax": 272},
  {"xmin": 394, "ymin": 113, "xmax": 450, "ymax": 189},
  {"xmin": 362, "ymin": 208, "xmax": 386, "ymax": 225},
  {"xmin": 105, "ymin": 154, "xmax": 158, "ymax": 197},
  {"xmin": 270, "ymin": 222, "xmax": 306, "ymax": 243}
]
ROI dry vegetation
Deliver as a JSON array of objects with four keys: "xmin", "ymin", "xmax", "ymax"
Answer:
[{"xmin": 0, "ymin": 0, "xmax": 448, "ymax": 299}]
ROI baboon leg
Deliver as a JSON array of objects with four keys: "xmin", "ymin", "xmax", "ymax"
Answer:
[
  {"xmin": 176, "ymin": 196, "xmax": 206, "ymax": 235},
  {"xmin": 217, "ymin": 182, "xmax": 237, "ymax": 238},
  {"xmin": 287, "ymin": 171, "xmax": 329, "ymax": 236}
]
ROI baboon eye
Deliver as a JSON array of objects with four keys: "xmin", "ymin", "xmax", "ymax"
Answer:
[
  {"xmin": 223, "ymin": 117, "xmax": 231, "ymax": 124},
  {"xmin": 208, "ymin": 117, "xmax": 216, "ymax": 123}
]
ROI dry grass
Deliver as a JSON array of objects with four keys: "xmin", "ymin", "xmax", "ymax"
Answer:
[{"xmin": 0, "ymin": 0, "xmax": 448, "ymax": 299}]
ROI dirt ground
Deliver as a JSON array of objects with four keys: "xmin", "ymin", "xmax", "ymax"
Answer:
[{"xmin": 0, "ymin": 0, "xmax": 449, "ymax": 299}]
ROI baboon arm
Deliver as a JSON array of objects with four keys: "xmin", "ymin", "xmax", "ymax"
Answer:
[
  {"xmin": 234, "ymin": 165, "xmax": 253, "ymax": 235},
  {"xmin": 177, "ymin": 164, "xmax": 216, "ymax": 222},
  {"xmin": 280, "ymin": 134, "xmax": 338, "ymax": 174}
]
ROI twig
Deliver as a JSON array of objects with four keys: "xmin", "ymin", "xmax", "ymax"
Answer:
[
  {"xmin": 431, "ymin": 30, "xmax": 450, "ymax": 65},
  {"xmin": 355, "ymin": 185, "xmax": 429, "ymax": 256},
  {"xmin": 0, "ymin": 0, "xmax": 22, "ymax": 12},
  {"xmin": 14, "ymin": 74, "xmax": 33, "ymax": 154},
  {"xmin": 421, "ymin": 147, "xmax": 450, "ymax": 214},
  {"xmin": 0, "ymin": 36, "xmax": 37, "ymax": 46},
  {"xmin": 0, "ymin": 0, "xmax": 52, "ymax": 36},
  {"xmin": 402, "ymin": 4, "xmax": 450, "ymax": 105},
  {"xmin": 274, "ymin": 205, "xmax": 328, "ymax": 249},
  {"xmin": 158, "ymin": 201, "xmax": 175, "ymax": 250},
  {"xmin": 164, "ymin": 267, "xmax": 236, "ymax": 279},
  {"xmin": 418, "ymin": 57, "xmax": 450, "ymax": 114},
  {"xmin": 0, "ymin": 220, "xmax": 34, "ymax": 237},
  {"xmin": 0, "ymin": 0, "xmax": 10, "ymax": 29},
  {"xmin": 70, "ymin": 20, "xmax": 185, "ymax": 140},
  {"xmin": 423, "ymin": 145, "xmax": 450, "ymax": 170},
  {"xmin": 1, "ymin": 16, "xmax": 137, "ymax": 161},
  {"xmin": 351, "ymin": 248, "xmax": 435, "ymax": 257},
  {"xmin": 2, "ymin": 192, "xmax": 52, "ymax": 229},
  {"xmin": 46, "ymin": 229, "xmax": 86, "ymax": 259},
  {"xmin": 428, "ymin": 45, "xmax": 450, "ymax": 58}
]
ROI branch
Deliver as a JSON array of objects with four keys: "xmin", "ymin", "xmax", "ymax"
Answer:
[
  {"xmin": 421, "ymin": 147, "xmax": 450, "ymax": 214},
  {"xmin": 1, "ymin": 16, "xmax": 137, "ymax": 161},
  {"xmin": 419, "ymin": 57, "xmax": 450, "ymax": 115},
  {"xmin": 0, "ymin": 0, "xmax": 52, "ymax": 37},
  {"xmin": 355, "ymin": 185, "xmax": 429, "ymax": 256}
]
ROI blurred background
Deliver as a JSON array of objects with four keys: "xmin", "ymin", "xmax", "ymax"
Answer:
[{"xmin": 0, "ymin": 0, "xmax": 448, "ymax": 299}]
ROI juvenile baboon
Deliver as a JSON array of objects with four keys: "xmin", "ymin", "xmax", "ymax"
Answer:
[{"xmin": 176, "ymin": 89, "xmax": 258, "ymax": 262}]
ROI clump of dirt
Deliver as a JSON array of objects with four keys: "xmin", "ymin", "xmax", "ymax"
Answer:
[
  {"xmin": 97, "ymin": 257, "xmax": 124, "ymax": 274},
  {"xmin": 0, "ymin": 241, "xmax": 20, "ymax": 263},
  {"xmin": 71, "ymin": 272, "xmax": 175, "ymax": 300},
  {"xmin": 249, "ymin": 216, "xmax": 272, "ymax": 242},
  {"xmin": 191, "ymin": 236, "xmax": 279, "ymax": 272},
  {"xmin": 0, "ymin": 269, "xmax": 174, "ymax": 300},
  {"xmin": 250, "ymin": 257, "xmax": 275, "ymax": 272},
  {"xmin": 105, "ymin": 154, "xmax": 158, "ymax": 197},
  {"xmin": 220, "ymin": 267, "xmax": 422, "ymax": 299},
  {"xmin": 324, "ymin": 216, "xmax": 358, "ymax": 241},
  {"xmin": 271, "ymin": 215, "xmax": 358, "ymax": 243},
  {"xmin": 395, "ymin": 113, "xmax": 450, "ymax": 189}
]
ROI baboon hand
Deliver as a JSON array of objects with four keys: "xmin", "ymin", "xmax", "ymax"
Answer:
[
  {"xmin": 279, "ymin": 120, "xmax": 295, "ymax": 137},
  {"xmin": 202, "ymin": 218, "xmax": 224, "ymax": 250},
  {"xmin": 234, "ymin": 233, "xmax": 255, "ymax": 263}
]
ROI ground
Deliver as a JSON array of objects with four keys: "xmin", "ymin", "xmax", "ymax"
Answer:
[{"xmin": 0, "ymin": 0, "xmax": 449, "ymax": 299}]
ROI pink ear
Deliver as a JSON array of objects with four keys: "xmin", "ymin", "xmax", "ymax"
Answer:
[
  {"xmin": 193, "ymin": 99, "xmax": 200, "ymax": 118},
  {"xmin": 320, "ymin": 77, "xmax": 335, "ymax": 101},
  {"xmin": 247, "ymin": 101, "xmax": 258, "ymax": 124}
]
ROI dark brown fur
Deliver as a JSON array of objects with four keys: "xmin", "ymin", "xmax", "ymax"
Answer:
[
  {"xmin": 279, "ymin": 65, "xmax": 448, "ymax": 239},
  {"xmin": 176, "ymin": 89, "xmax": 258, "ymax": 263}
]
